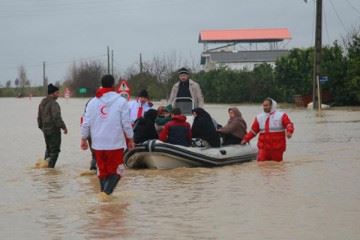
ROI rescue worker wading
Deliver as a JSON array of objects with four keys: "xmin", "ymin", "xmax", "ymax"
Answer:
[
  {"xmin": 37, "ymin": 84, "xmax": 68, "ymax": 168},
  {"xmin": 80, "ymin": 75, "xmax": 134, "ymax": 201},
  {"xmin": 241, "ymin": 98, "xmax": 294, "ymax": 162}
]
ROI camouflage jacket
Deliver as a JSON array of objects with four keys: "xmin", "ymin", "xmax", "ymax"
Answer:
[{"xmin": 37, "ymin": 96, "xmax": 66, "ymax": 134}]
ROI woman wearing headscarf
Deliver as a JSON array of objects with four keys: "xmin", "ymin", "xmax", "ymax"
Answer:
[
  {"xmin": 217, "ymin": 107, "xmax": 247, "ymax": 145},
  {"xmin": 191, "ymin": 108, "xmax": 221, "ymax": 147},
  {"xmin": 133, "ymin": 109, "xmax": 158, "ymax": 144}
]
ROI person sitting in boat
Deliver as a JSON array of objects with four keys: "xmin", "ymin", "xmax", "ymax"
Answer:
[
  {"xmin": 191, "ymin": 108, "xmax": 221, "ymax": 148},
  {"xmin": 217, "ymin": 107, "xmax": 247, "ymax": 145},
  {"xmin": 155, "ymin": 104, "xmax": 173, "ymax": 133},
  {"xmin": 133, "ymin": 109, "xmax": 159, "ymax": 144},
  {"xmin": 128, "ymin": 89, "xmax": 153, "ymax": 125},
  {"xmin": 159, "ymin": 108, "xmax": 192, "ymax": 147}
]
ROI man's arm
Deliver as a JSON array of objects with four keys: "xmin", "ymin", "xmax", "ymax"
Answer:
[
  {"xmin": 80, "ymin": 102, "xmax": 91, "ymax": 141},
  {"xmin": 282, "ymin": 113, "xmax": 294, "ymax": 138},
  {"xmin": 51, "ymin": 102, "xmax": 67, "ymax": 133},
  {"xmin": 37, "ymin": 105, "xmax": 43, "ymax": 129},
  {"xmin": 167, "ymin": 84, "xmax": 177, "ymax": 106},
  {"xmin": 241, "ymin": 118, "xmax": 260, "ymax": 144},
  {"xmin": 196, "ymin": 82, "xmax": 204, "ymax": 108},
  {"xmin": 120, "ymin": 100, "xmax": 135, "ymax": 149}
]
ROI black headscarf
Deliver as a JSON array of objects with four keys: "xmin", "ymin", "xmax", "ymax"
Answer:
[
  {"xmin": 134, "ymin": 109, "xmax": 158, "ymax": 143},
  {"xmin": 191, "ymin": 108, "xmax": 220, "ymax": 147}
]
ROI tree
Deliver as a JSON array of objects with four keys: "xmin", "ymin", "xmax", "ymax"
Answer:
[
  {"xmin": 6, "ymin": 80, "xmax": 11, "ymax": 88},
  {"xmin": 64, "ymin": 61, "xmax": 106, "ymax": 97},
  {"xmin": 275, "ymin": 48, "xmax": 313, "ymax": 102},
  {"xmin": 344, "ymin": 30, "xmax": 360, "ymax": 104},
  {"xmin": 18, "ymin": 65, "xmax": 27, "ymax": 89}
]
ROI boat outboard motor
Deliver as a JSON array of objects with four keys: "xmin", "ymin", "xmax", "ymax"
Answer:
[{"xmin": 103, "ymin": 174, "xmax": 120, "ymax": 195}]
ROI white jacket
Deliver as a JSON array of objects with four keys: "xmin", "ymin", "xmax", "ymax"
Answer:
[
  {"xmin": 81, "ymin": 92, "xmax": 133, "ymax": 150},
  {"xmin": 128, "ymin": 99, "xmax": 152, "ymax": 123}
]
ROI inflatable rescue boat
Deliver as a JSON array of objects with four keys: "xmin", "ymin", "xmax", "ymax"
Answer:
[{"xmin": 124, "ymin": 140, "xmax": 257, "ymax": 169}]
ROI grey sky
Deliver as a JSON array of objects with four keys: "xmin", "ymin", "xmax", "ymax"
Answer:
[{"xmin": 1, "ymin": 0, "xmax": 359, "ymax": 86}]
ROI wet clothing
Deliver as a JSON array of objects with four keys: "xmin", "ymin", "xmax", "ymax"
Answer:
[
  {"xmin": 191, "ymin": 108, "xmax": 220, "ymax": 147},
  {"xmin": 218, "ymin": 107, "xmax": 247, "ymax": 145},
  {"xmin": 168, "ymin": 79, "xmax": 204, "ymax": 108},
  {"xmin": 128, "ymin": 99, "xmax": 152, "ymax": 124},
  {"xmin": 243, "ymin": 99, "xmax": 294, "ymax": 161},
  {"xmin": 43, "ymin": 130, "xmax": 61, "ymax": 168},
  {"xmin": 133, "ymin": 109, "xmax": 158, "ymax": 144},
  {"xmin": 159, "ymin": 115, "xmax": 192, "ymax": 146},
  {"xmin": 37, "ymin": 96, "xmax": 67, "ymax": 168},
  {"xmin": 94, "ymin": 149, "xmax": 123, "ymax": 194},
  {"xmin": 81, "ymin": 90, "xmax": 133, "ymax": 195}
]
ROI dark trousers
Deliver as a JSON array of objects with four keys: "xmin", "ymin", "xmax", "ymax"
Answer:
[
  {"xmin": 222, "ymin": 133, "xmax": 242, "ymax": 146},
  {"xmin": 87, "ymin": 138, "xmax": 97, "ymax": 170},
  {"xmin": 44, "ymin": 130, "xmax": 61, "ymax": 168}
]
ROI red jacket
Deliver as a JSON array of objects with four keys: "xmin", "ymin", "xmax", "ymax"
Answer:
[
  {"xmin": 159, "ymin": 115, "xmax": 192, "ymax": 146},
  {"xmin": 243, "ymin": 111, "xmax": 294, "ymax": 152}
]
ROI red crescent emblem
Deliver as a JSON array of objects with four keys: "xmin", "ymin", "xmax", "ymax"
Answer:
[{"xmin": 99, "ymin": 105, "xmax": 107, "ymax": 118}]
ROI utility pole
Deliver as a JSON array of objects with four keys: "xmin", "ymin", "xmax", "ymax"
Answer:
[
  {"xmin": 111, "ymin": 49, "xmax": 114, "ymax": 76},
  {"xmin": 107, "ymin": 46, "xmax": 110, "ymax": 74},
  {"xmin": 43, "ymin": 61, "xmax": 47, "ymax": 95},
  {"xmin": 312, "ymin": 0, "xmax": 322, "ymax": 112},
  {"xmin": 139, "ymin": 53, "xmax": 143, "ymax": 73}
]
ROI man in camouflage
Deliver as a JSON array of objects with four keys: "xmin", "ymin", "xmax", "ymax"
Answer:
[{"xmin": 37, "ymin": 84, "xmax": 68, "ymax": 168}]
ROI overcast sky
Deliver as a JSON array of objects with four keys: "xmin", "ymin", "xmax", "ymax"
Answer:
[{"xmin": 1, "ymin": 0, "xmax": 359, "ymax": 86}]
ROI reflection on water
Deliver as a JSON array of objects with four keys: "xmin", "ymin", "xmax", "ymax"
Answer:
[{"xmin": 0, "ymin": 98, "xmax": 360, "ymax": 240}]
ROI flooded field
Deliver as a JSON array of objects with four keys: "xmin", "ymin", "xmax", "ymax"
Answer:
[{"xmin": 0, "ymin": 97, "xmax": 359, "ymax": 240}]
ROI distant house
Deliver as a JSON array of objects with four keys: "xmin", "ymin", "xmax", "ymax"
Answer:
[{"xmin": 199, "ymin": 28, "xmax": 291, "ymax": 71}]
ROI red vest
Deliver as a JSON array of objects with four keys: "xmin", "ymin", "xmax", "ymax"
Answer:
[{"xmin": 244, "ymin": 111, "xmax": 294, "ymax": 151}]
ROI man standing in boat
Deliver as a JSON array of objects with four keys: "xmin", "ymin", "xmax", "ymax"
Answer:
[
  {"xmin": 241, "ymin": 98, "xmax": 294, "ymax": 162},
  {"xmin": 168, "ymin": 67, "xmax": 204, "ymax": 109},
  {"xmin": 80, "ymin": 75, "xmax": 134, "ymax": 201}
]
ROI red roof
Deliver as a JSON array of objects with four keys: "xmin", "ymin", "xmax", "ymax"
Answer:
[{"xmin": 199, "ymin": 28, "xmax": 291, "ymax": 43}]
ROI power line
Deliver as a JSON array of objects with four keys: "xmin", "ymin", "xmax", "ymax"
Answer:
[
  {"xmin": 344, "ymin": 0, "xmax": 360, "ymax": 17},
  {"xmin": 328, "ymin": 0, "xmax": 348, "ymax": 33},
  {"xmin": 0, "ymin": 54, "xmax": 107, "ymax": 70}
]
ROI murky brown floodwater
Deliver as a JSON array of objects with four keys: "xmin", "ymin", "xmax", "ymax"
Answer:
[{"xmin": 0, "ymin": 97, "xmax": 360, "ymax": 240}]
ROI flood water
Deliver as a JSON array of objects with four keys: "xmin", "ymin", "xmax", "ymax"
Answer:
[{"xmin": 0, "ymin": 97, "xmax": 360, "ymax": 240}]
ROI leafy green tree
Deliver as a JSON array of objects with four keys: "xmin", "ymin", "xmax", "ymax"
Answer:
[
  {"xmin": 344, "ymin": 32, "xmax": 360, "ymax": 104},
  {"xmin": 275, "ymin": 48, "xmax": 313, "ymax": 102}
]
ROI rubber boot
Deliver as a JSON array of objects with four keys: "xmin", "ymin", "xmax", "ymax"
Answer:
[
  {"xmin": 89, "ymin": 157, "xmax": 97, "ymax": 171},
  {"xmin": 100, "ymin": 179, "xmax": 106, "ymax": 192},
  {"xmin": 103, "ymin": 174, "xmax": 121, "ymax": 195},
  {"xmin": 48, "ymin": 153, "xmax": 59, "ymax": 168},
  {"xmin": 44, "ymin": 149, "xmax": 50, "ymax": 160}
]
